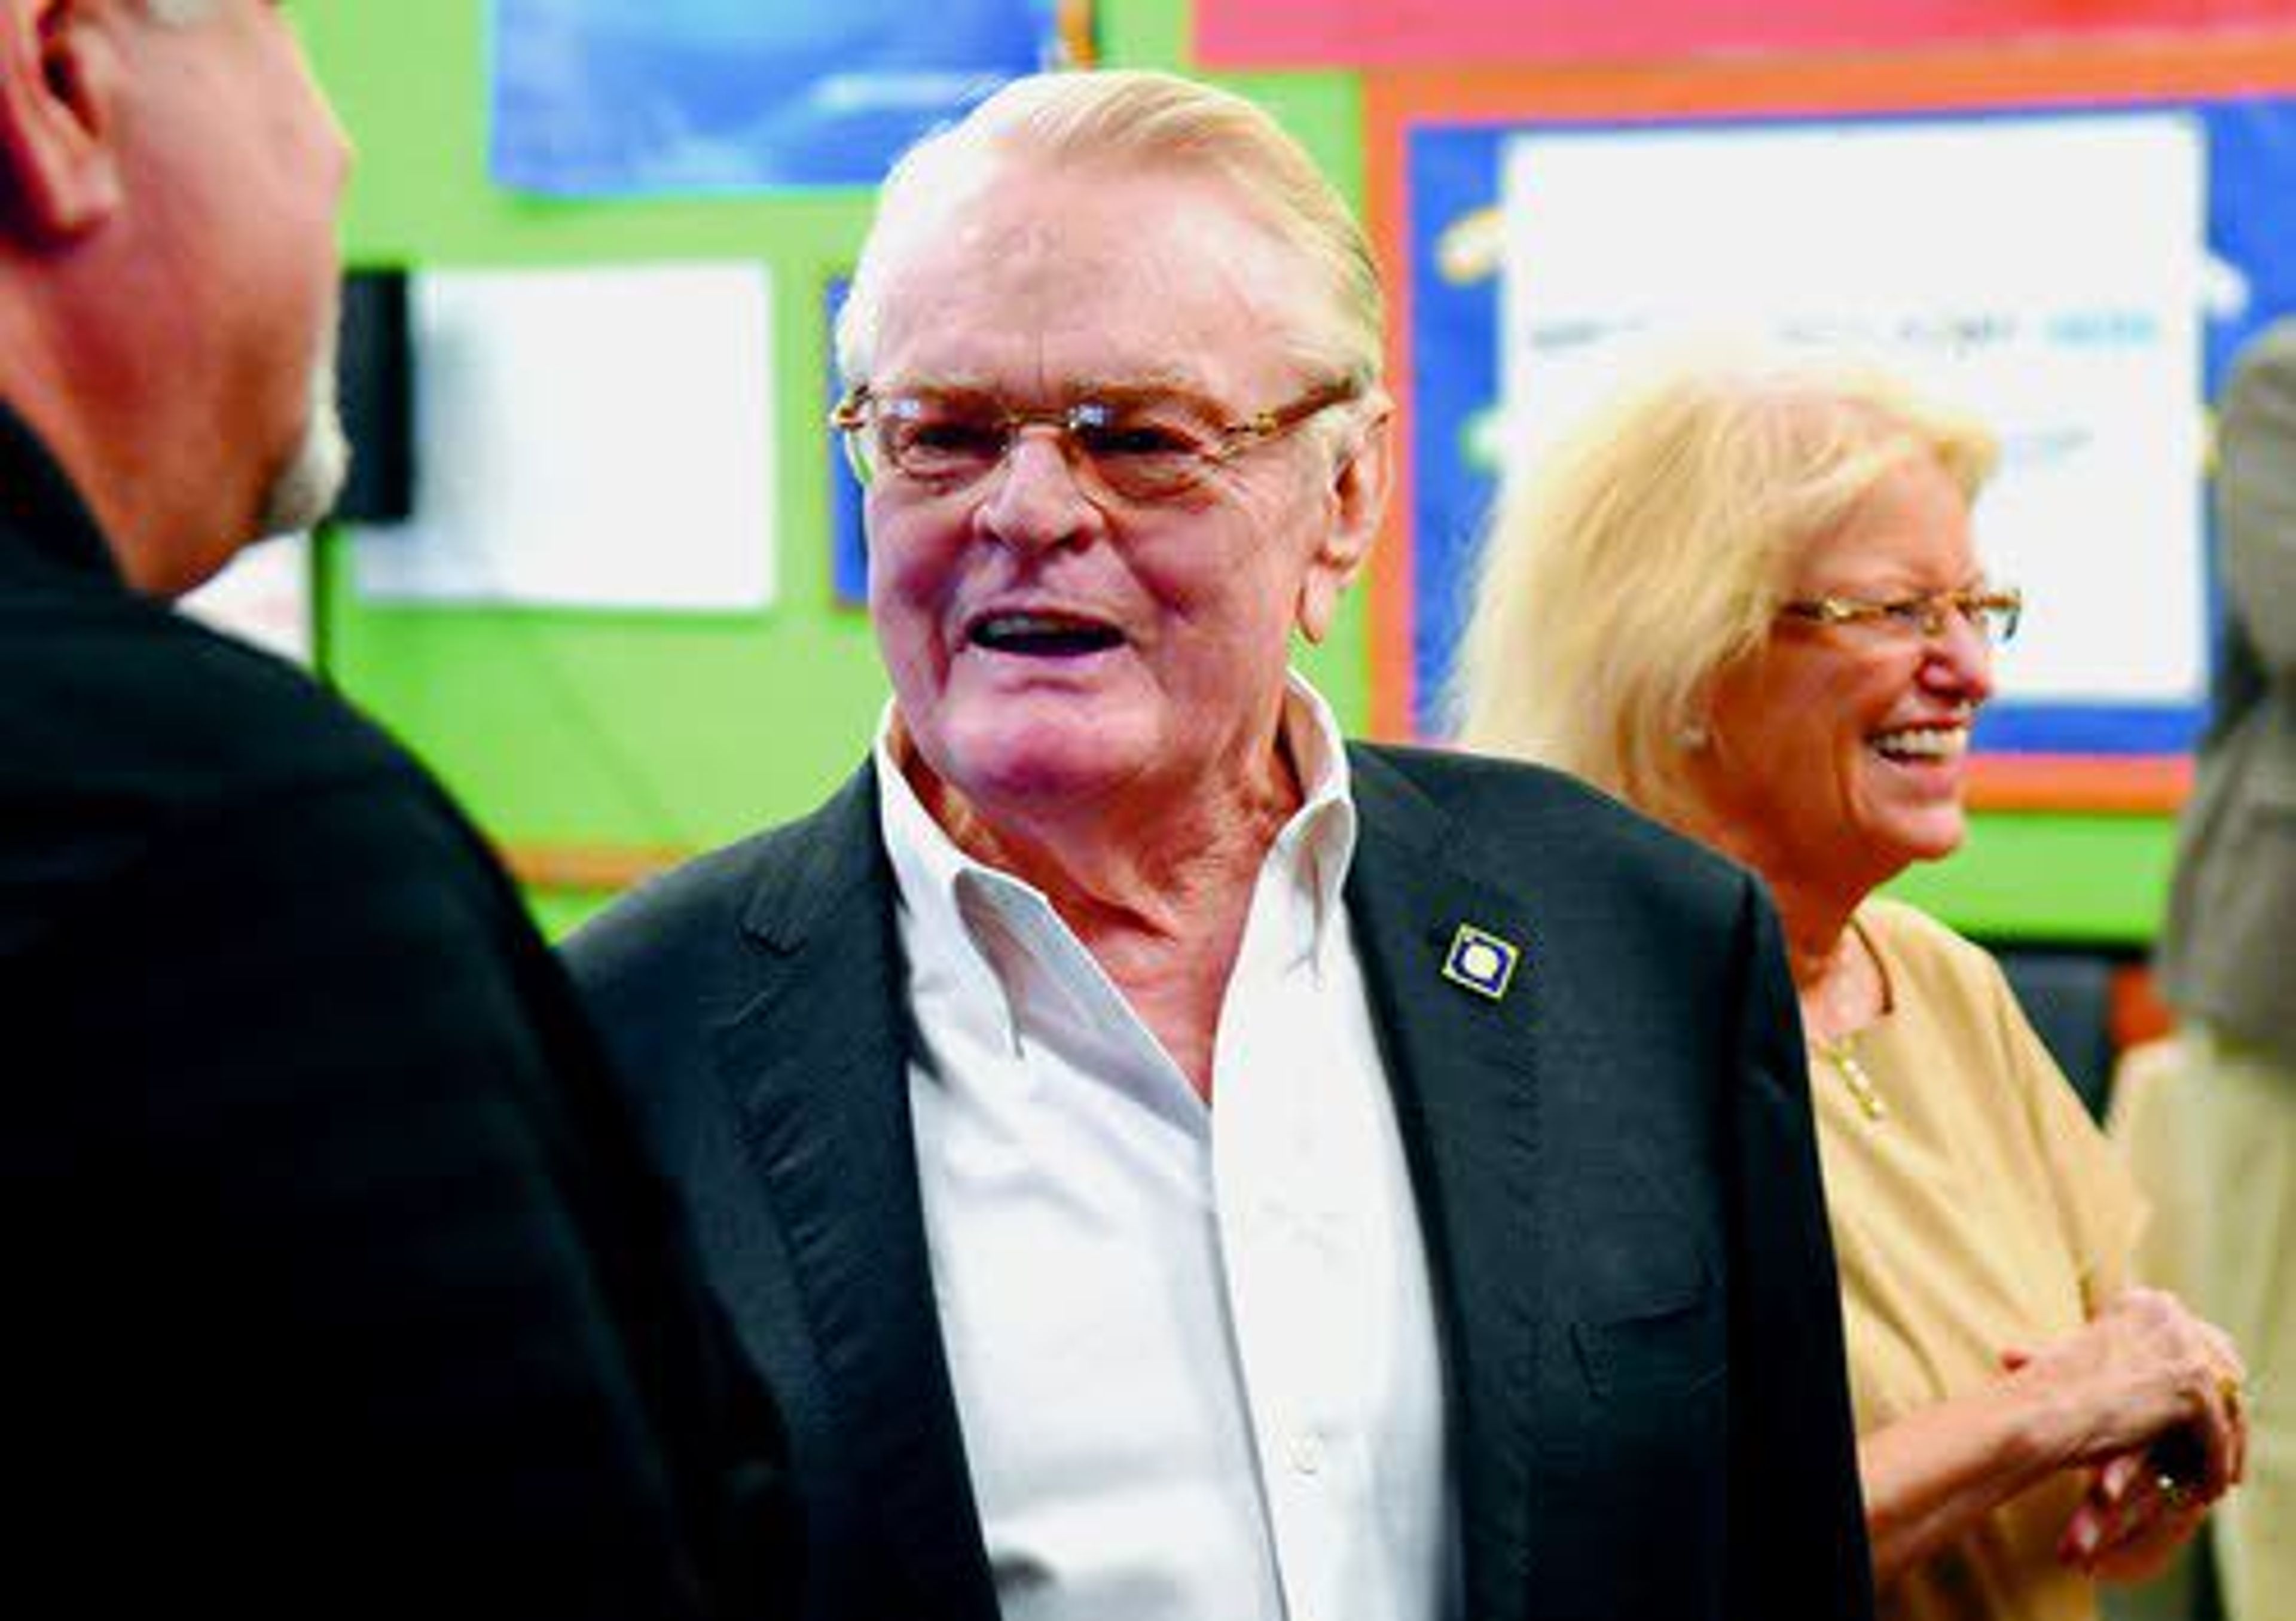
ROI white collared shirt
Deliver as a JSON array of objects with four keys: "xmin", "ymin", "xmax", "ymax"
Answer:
[{"xmin": 877, "ymin": 675, "xmax": 1458, "ymax": 1621}]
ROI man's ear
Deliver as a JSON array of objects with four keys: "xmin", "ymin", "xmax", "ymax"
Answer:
[
  {"xmin": 1297, "ymin": 391, "xmax": 1393, "ymax": 645},
  {"xmin": 0, "ymin": 0, "xmax": 123, "ymax": 245}
]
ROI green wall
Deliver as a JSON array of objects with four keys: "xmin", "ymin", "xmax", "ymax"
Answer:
[{"xmin": 293, "ymin": 0, "xmax": 2181, "ymax": 949}]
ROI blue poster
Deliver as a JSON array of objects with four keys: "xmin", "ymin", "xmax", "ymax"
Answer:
[
  {"xmin": 1407, "ymin": 98, "xmax": 2296, "ymax": 753},
  {"xmin": 826, "ymin": 276, "xmax": 871, "ymax": 607},
  {"xmin": 492, "ymin": 0, "xmax": 1070, "ymax": 194}
]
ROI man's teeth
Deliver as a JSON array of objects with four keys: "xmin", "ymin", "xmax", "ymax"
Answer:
[{"xmin": 1873, "ymin": 726, "xmax": 1967, "ymax": 761}]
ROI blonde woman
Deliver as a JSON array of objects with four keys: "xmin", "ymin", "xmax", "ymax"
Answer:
[{"xmin": 1454, "ymin": 352, "xmax": 2246, "ymax": 1620}]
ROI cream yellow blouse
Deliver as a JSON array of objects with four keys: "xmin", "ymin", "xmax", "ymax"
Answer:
[{"xmin": 1812, "ymin": 899, "xmax": 2145, "ymax": 1621}]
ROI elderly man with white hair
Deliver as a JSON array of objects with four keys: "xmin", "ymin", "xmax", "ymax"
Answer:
[{"xmin": 570, "ymin": 66, "xmax": 1871, "ymax": 1621}]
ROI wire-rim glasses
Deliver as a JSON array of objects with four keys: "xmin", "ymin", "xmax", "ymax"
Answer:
[
  {"xmin": 1779, "ymin": 585, "xmax": 2023, "ymax": 645},
  {"xmin": 829, "ymin": 377, "xmax": 1362, "ymax": 504}
]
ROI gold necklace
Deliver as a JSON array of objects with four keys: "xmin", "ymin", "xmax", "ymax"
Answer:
[{"xmin": 1814, "ymin": 1034, "xmax": 1888, "ymax": 1123}]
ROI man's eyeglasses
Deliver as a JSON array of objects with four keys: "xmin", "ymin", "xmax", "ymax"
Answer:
[
  {"xmin": 828, "ymin": 378, "xmax": 1361, "ymax": 505},
  {"xmin": 1779, "ymin": 586, "xmax": 2023, "ymax": 646}
]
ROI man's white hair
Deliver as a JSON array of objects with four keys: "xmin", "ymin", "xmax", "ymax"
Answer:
[{"xmin": 836, "ymin": 69, "xmax": 1383, "ymax": 396}]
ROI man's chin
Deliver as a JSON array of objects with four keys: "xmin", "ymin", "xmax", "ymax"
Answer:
[
  {"xmin": 257, "ymin": 342, "xmax": 352, "ymax": 540},
  {"xmin": 914, "ymin": 725, "xmax": 1140, "ymax": 819},
  {"xmin": 256, "ymin": 402, "xmax": 350, "ymax": 539}
]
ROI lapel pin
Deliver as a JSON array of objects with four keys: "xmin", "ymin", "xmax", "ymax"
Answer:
[{"xmin": 1441, "ymin": 922, "xmax": 1522, "ymax": 1002}]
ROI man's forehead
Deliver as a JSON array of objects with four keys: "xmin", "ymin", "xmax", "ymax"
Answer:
[
  {"xmin": 869, "ymin": 316, "xmax": 1260, "ymax": 405},
  {"xmin": 918, "ymin": 179, "xmax": 1204, "ymax": 277},
  {"xmin": 884, "ymin": 155, "xmax": 1290, "ymax": 288},
  {"xmin": 866, "ymin": 170, "xmax": 1299, "ymax": 394}
]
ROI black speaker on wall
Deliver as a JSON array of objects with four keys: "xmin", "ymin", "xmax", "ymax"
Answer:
[{"xmin": 331, "ymin": 267, "xmax": 414, "ymax": 524}]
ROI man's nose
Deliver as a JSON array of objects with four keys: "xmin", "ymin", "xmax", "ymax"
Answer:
[{"xmin": 974, "ymin": 427, "xmax": 1102, "ymax": 550}]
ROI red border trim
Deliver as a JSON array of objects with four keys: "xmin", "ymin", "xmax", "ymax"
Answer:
[{"xmin": 1202, "ymin": 3, "xmax": 2296, "ymax": 71}]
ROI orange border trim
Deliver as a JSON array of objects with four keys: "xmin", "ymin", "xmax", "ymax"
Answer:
[
  {"xmin": 502, "ymin": 841, "xmax": 690, "ymax": 894},
  {"xmin": 1361, "ymin": 33, "xmax": 2296, "ymax": 808},
  {"xmin": 1058, "ymin": 0, "xmax": 1098, "ymax": 69},
  {"xmin": 2109, "ymin": 961, "xmax": 2178, "ymax": 1051},
  {"xmin": 1964, "ymin": 752, "xmax": 2194, "ymax": 814}
]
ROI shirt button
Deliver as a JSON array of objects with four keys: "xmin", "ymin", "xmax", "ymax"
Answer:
[{"xmin": 1286, "ymin": 1431, "xmax": 1323, "ymax": 1476}]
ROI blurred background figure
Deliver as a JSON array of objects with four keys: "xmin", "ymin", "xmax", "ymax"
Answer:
[
  {"xmin": 0, "ymin": 4, "xmax": 792, "ymax": 1614},
  {"xmin": 2153, "ymin": 315, "xmax": 2296, "ymax": 1621},
  {"xmin": 1454, "ymin": 349, "xmax": 2248, "ymax": 1621}
]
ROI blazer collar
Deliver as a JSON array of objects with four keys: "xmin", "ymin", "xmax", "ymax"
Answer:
[
  {"xmin": 1346, "ymin": 745, "xmax": 1543, "ymax": 1621},
  {"xmin": 0, "ymin": 401, "xmax": 126, "ymax": 587},
  {"xmin": 713, "ymin": 765, "xmax": 1000, "ymax": 1621}
]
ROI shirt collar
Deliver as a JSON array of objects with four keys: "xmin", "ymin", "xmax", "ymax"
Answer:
[
  {"xmin": 874, "ymin": 670, "xmax": 1360, "ymax": 1001},
  {"xmin": 1276, "ymin": 670, "xmax": 1359, "ymax": 929}
]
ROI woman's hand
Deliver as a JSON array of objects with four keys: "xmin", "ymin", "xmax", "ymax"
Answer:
[
  {"xmin": 2001, "ymin": 1287, "xmax": 2248, "ymax": 1501},
  {"xmin": 2055, "ymin": 1447, "xmax": 2210, "ymax": 1581},
  {"xmin": 1858, "ymin": 1287, "xmax": 2243, "ymax": 1589}
]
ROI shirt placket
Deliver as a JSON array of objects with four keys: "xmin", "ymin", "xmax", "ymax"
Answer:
[{"xmin": 1213, "ymin": 842, "xmax": 1369, "ymax": 1621}]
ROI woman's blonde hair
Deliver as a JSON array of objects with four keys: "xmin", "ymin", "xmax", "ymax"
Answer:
[{"xmin": 1449, "ymin": 348, "xmax": 1997, "ymax": 831}]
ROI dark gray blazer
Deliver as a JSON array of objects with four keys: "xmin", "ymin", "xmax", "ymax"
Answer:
[
  {"xmin": 566, "ymin": 744, "xmax": 1874, "ymax": 1621},
  {"xmin": 2161, "ymin": 316, "xmax": 2296, "ymax": 1063}
]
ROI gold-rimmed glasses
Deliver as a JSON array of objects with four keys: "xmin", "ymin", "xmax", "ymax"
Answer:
[
  {"xmin": 828, "ymin": 377, "xmax": 1361, "ymax": 504},
  {"xmin": 1779, "ymin": 585, "xmax": 2023, "ymax": 646}
]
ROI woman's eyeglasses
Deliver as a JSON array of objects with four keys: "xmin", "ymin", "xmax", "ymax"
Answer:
[{"xmin": 1778, "ymin": 586, "xmax": 2023, "ymax": 646}]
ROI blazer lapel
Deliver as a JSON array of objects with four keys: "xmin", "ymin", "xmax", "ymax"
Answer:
[
  {"xmin": 1347, "ymin": 748, "xmax": 1542, "ymax": 1621},
  {"xmin": 711, "ymin": 768, "xmax": 999, "ymax": 1621}
]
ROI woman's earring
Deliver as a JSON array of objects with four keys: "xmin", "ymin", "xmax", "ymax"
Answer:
[{"xmin": 1677, "ymin": 721, "xmax": 1711, "ymax": 750}]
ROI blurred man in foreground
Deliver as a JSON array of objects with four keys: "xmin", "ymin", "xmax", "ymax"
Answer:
[{"xmin": 0, "ymin": 4, "xmax": 792, "ymax": 1613}]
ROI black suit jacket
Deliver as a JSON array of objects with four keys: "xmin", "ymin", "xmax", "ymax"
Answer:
[
  {"xmin": 567, "ymin": 747, "xmax": 1873, "ymax": 1621},
  {"xmin": 0, "ymin": 408, "xmax": 794, "ymax": 1619}
]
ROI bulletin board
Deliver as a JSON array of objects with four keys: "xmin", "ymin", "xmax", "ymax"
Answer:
[{"xmin": 1358, "ymin": 37, "xmax": 2296, "ymax": 813}]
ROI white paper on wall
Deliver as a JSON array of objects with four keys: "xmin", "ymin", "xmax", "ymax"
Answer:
[
  {"xmin": 351, "ymin": 262, "xmax": 775, "ymax": 613},
  {"xmin": 1500, "ymin": 112, "xmax": 2209, "ymax": 708}
]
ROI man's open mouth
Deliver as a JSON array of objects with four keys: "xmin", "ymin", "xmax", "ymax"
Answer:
[{"xmin": 968, "ymin": 611, "xmax": 1125, "ymax": 657}]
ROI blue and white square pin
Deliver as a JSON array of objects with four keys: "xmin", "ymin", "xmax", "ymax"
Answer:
[{"xmin": 1441, "ymin": 923, "xmax": 1522, "ymax": 1002}]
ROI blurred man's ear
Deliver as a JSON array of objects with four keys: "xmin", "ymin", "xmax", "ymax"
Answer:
[
  {"xmin": 0, "ymin": 0, "xmax": 123, "ymax": 245},
  {"xmin": 1297, "ymin": 394, "xmax": 1393, "ymax": 645}
]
